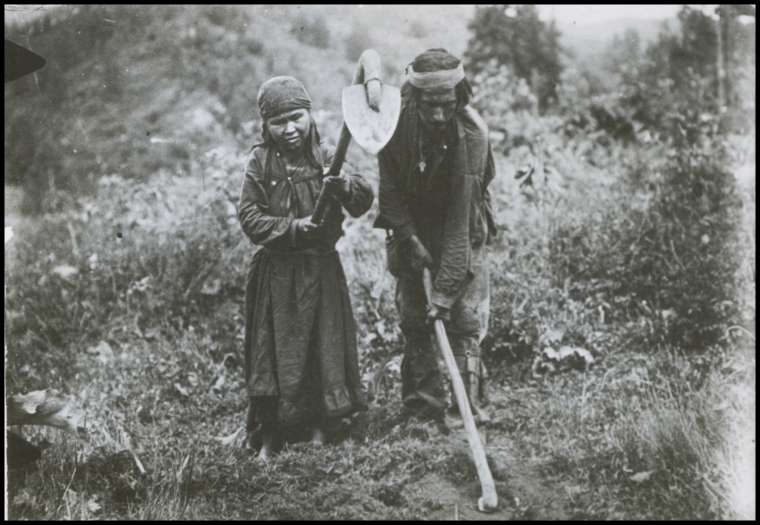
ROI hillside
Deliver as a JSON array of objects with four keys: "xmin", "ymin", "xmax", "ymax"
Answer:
[
  {"xmin": 4, "ymin": 5, "xmax": 475, "ymax": 208},
  {"xmin": 4, "ymin": 4, "xmax": 676, "ymax": 209}
]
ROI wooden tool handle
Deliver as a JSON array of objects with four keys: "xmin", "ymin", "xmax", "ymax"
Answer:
[
  {"xmin": 311, "ymin": 124, "xmax": 350, "ymax": 224},
  {"xmin": 423, "ymin": 268, "xmax": 499, "ymax": 513},
  {"xmin": 356, "ymin": 49, "xmax": 382, "ymax": 84}
]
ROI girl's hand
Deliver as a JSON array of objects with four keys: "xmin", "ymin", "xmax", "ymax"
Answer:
[
  {"xmin": 323, "ymin": 175, "xmax": 350, "ymax": 202},
  {"xmin": 293, "ymin": 217, "xmax": 318, "ymax": 234}
]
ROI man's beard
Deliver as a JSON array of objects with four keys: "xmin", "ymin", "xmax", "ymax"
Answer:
[{"xmin": 421, "ymin": 119, "xmax": 451, "ymax": 143}]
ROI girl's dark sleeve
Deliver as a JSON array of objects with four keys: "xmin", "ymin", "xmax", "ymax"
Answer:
[{"xmin": 238, "ymin": 152, "xmax": 295, "ymax": 246}]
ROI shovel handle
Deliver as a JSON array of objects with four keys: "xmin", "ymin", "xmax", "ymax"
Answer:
[
  {"xmin": 311, "ymin": 124, "xmax": 350, "ymax": 224},
  {"xmin": 312, "ymin": 50, "xmax": 383, "ymax": 225},
  {"xmin": 423, "ymin": 269, "xmax": 499, "ymax": 513}
]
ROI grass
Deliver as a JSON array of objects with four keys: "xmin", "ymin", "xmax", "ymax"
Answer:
[
  {"xmin": 488, "ymin": 342, "xmax": 754, "ymax": 520},
  {"xmin": 6, "ymin": 136, "xmax": 755, "ymax": 520},
  {"xmin": 7, "ymin": 318, "xmax": 755, "ymax": 519}
]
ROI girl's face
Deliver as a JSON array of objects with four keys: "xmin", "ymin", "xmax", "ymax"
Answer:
[{"xmin": 266, "ymin": 108, "xmax": 311, "ymax": 153}]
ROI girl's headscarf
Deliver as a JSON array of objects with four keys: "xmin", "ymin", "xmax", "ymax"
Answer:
[{"xmin": 256, "ymin": 76, "xmax": 323, "ymax": 168}]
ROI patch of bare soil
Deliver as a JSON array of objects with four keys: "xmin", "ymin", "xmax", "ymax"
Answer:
[
  {"xmin": 408, "ymin": 459, "xmax": 568, "ymax": 520},
  {"xmin": 405, "ymin": 425, "xmax": 571, "ymax": 520}
]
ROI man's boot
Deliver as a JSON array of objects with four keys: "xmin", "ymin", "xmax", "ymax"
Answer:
[
  {"xmin": 447, "ymin": 344, "xmax": 490, "ymax": 424},
  {"xmin": 466, "ymin": 352, "xmax": 491, "ymax": 424},
  {"xmin": 401, "ymin": 336, "xmax": 446, "ymax": 421}
]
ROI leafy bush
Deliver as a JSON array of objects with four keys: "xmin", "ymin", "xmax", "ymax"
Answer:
[
  {"xmin": 548, "ymin": 127, "xmax": 743, "ymax": 350},
  {"xmin": 470, "ymin": 60, "xmax": 561, "ymax": 157},
  {"xmin": 556, "ymin": 67, "xmax": 639, "ymax": 145},
  {"xmin": 632, "ymin": 142, "xmax": 742, "ymax": 349},
  {"xmin": 464, "ymin": 4, "xmax": 562, "ymax": 111},
  {"xmin": 473, "ymin": 51, "xmax": 745, "ymax": 356},
  {"xmin": 5, "ymin": 148, "xmax": 248, "ymax": 392}
]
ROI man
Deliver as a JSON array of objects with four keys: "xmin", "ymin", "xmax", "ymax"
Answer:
[
  {"xmin": 375, "ymin": 49, "xmax": 497, "ymax": 423},
  {"xmin": 239, "ymin": 76, "xmax": 373, "ymax": 460}
]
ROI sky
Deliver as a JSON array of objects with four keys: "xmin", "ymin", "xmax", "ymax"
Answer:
[{"xmin": 537, "ymin": 4, "xmax": 718, "ymax": 23}]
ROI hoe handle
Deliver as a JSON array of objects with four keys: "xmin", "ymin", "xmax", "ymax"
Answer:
[{"xmin": 423, "ymin": 268, "xmax": 498, "ymax": 513}]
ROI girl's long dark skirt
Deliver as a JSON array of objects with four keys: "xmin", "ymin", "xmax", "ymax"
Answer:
[{"xmin": 243, "ymin": 247, "xmax": 366, "ymax": 444}]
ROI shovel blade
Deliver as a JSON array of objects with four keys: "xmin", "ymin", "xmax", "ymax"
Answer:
[{"xmin": 342, "ymin": 84, "xmax": 401, "ymax": 155}]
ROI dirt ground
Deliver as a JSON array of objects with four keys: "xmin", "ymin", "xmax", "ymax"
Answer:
[{"xmin": 404, "ymin": 405, "xmax": 572, "ymax": 520}]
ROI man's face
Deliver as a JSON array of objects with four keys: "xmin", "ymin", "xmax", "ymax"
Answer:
[
  {"xmin": 417, "ymin": 88, "xmax": 457, "ymax": 131},
  {"xmin": 266, "ymin": 108, "xmax": 311, "ymax": 152}
]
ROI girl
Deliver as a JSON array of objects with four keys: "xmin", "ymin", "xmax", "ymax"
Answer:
[{"xmin": 238, "ymin": 76, "xmax": 372, "ymax": 461}]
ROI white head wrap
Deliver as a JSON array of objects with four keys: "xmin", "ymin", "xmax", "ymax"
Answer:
[{"xmin": 405, "ymin": 62, "xmax": 465, "ymax": 90}]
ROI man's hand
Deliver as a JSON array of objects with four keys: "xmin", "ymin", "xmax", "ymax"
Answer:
[
  {"xmin": 365, "ymin": 78, "xmax": 382, "ymax": 111},
  {"xmin": 323, "ymin": 175, "xmax": 351, "ymax": 202},
  {"xmin": 408, "ymin": 235, "xmax": 433, "ymax": 271},
  {"xmin": 427, "ymin": 303, "xmax": 450, "ymax": 323}
]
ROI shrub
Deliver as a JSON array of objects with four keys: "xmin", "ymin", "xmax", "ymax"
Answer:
[
  {"xmin": 548, "ymin": 130, "xmax": 743, "ymax": 350},
  {"xmin": 464, "ymin": 4, "xmax": 562, "ymax": 111},
  {"xmin": 470, "ymin": 60, "xmax": 559, "ymax": 156},
  {"xmin": 5, "ymin": 148, "xmax": 248, "ymax": 392},
  {"xmin": 635, "ymin": 143, "xmax": 742, "ymax": 348}
]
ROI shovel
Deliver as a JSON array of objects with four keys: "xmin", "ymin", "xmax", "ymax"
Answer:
[
  {"xmin": 311, "ymin": 49, "xmax": 401, "ymax": 225},
  {"xmin": 423, "ymin": 268, "xmax": 499, "ymax": 513}
]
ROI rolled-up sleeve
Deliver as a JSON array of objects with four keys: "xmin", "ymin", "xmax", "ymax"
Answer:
[
  {"xmin": 432, "ymin": 171, "xmax": 474, "ymax": 309},
  {"xmin": 238, "ymin": 152, "xmax": 294, "ymax": 246}
]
